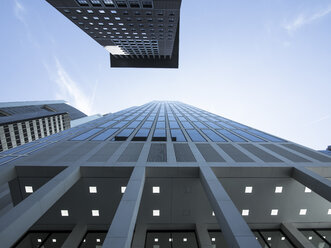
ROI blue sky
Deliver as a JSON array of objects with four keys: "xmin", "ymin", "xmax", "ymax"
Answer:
[{"xmin": 1, "ymin": 0, "xmax": 331, "ymax": 150}]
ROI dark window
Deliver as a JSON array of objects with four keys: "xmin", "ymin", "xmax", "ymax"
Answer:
[
  {"xmin": 76, "ymin": 0, "xmax": 89, "ymax": 6},
  {"xmin": 142, "ymin": 121, "xmax": 153, "ymax": 128},
  {"xmin": 116, "ymin": 1, "xmax": 127, "ymax": 7},
  {"xmin": 142, "ymin": 1, "xmax": 153, "ymax": 8},
  {"xmin": 129, "ymin": 1, "xmax": 140, "ymax": 8}
]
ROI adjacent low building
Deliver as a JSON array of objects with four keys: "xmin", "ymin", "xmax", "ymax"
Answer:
[
  {"xmin": 0, "ymin": 101, "xmax": 330, "ymax": 248},
  {"xmin": 0, "ymin": 100, "xmax": 86, "ymax": 152}
]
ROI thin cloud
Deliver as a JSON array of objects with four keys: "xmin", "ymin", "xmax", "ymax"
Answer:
[
  {"xmin": 53, "ymin": 58, "xmax": 95, "ymax": 115},
  {"xmin": 285, "ymin": 5, "xmax": 331, "ymax": 32},
  {"xmin": 13, "ymin": 0, "xmax": 25, "ymax": 23},
  {"xmin": 306, "ymin": 115, "xmax": 330, "ymax": 126}
]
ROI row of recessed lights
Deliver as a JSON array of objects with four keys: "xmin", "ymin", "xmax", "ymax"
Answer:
[
  {"xmin": 24, "ymin": 185, "xmax": 161, "ymax": 194},
  {"xmin": 60, "ymin": 209, "xmax": 100, "ymax": 216},
  {"xmin": 307, "ymin": 235, "xmax": 327, "ymax": 240},
  {"xmin": 153, "ymin": 238, "xmax": 185, "ymax": 243},
  {"xmin": 241, "ymin": 208, "xmax": 331, "ymax": 216},
  {"xmin": 37, "ymin": 237, "xmax": 103, "ymax": 244},
  {"xmin": 37, "ymin": 238, "xmax": 57, "ymax": 243},
  {"xmin": 244, "ymin": 186, "xmax": 312, "ymax": 194}
]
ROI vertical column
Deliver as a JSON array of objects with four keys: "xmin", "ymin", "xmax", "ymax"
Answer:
[
  {"xmin": 32, "ymin": 120, "xmax": 39, "ymax": 140},
  {"xmin": 25, "ymin": 121, "xmax": 32, "ymax": 142},
  {"xmin": 281, "ymin": 223, "xmax": 314, "ymax": 248},
  {"xmin": 61, "ymin": 223, "xmax": 87, "ymax": 248},
  {"xmin": 39, "ymin": 119, "xmax": 45, "ymax": 138},
  {"xmin": 199, "ymin": 166, "xmax": 261, "ymax": 248},
  {"xmin": 17, "ymin": 123, "xmax": 25, "ymax": 145},
  {"xmin": 0, "ymin": 165, "xmax": 81, "ymax": 248},
  {"xmin": 0, "ymin": 166, "xmax": 16, "ymax": 186},
  {"xmin": 0, "ymin": 126, "xmax": 8, "ymax": 151},
  {"xmin": 196, "ymin": 224, "xmax": 213, "ymax": 248},
  {"xmin": 8, "ymin": 124, "xmax": 17, "ymax": 148},
  {"xmin": 292, "ymin": 166, "xmax": 331, "ymax": 202},
  {"xmin": 102, "ymin": 167, "xmax": 145, "ymax": 248},
  {"xmin": 131, "ymin": 224, "xmax": 147, "ymax": 248}
]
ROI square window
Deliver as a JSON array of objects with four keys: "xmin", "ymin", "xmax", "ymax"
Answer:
[
  {"xmin": 271, "ymin": 209, "xmax": 278, "ymax": 216},
  {"xmin": 267, "ymin": 237, "xmax": 271, "ymax": 241},
  {"xmin": 92, "ymin": 210, "xmax": 100, "ymax": 216},
  {"xmin": 328, "ymin": 209, "xmax": 331, "ymax": 215},
  {"xmin": 212, "ymin": 211, "xmax": 215, "ymax": 216},
  {"xmin": 183, "ymin": 238, "xmax": 187, "ymax": 242},
  {"xmin": 169, "ymin": 238, "xmax": 173, "ymax": 242},
  {"xmin": 299, "ymin": 209, "xmax": 307, "ymax": 215},
  {"xmin": 121, "ymin": 186, "xmax": 126, "ymax": 193},
  {"xmin": 275, "ymin": 186, "xmax": 283, "ymax": 193},
  {"xmin": 153, "ymin": 210, "xmax": 160, "ymax": 216},
  {"xmin": 245, "ymin": 186, "xmax": 253, "ymax": 193},
  {"xmin": 25, "ymin": 186, "xmax": 33, "ymax": 193},
  {"xmin": 52, "ymin": 239, "xmax": 57, "ymax": 243},
  {"xmin": 308, "ymin": 236, "xmax": 312, "ymax": 240},
  {"xmin": 61, "ymin": 210, "xmax": 69, "ymax": 216},
  {"xmin": 96, "ymin": 238, "xmax": 101, "ymax": 242},
  {"xmin": 153, "ymin": 186, "xmax": 160, "ymax": 193},
  {"xmin": 242, "ymin": 209, "xmax": 249, "ymax": 216},
  {"xmin": 281, "ymin": 237, "xmax": 285, "ymax": 240},
  {"xmin": 37, "ymin": 239, "xmax": 42, "ymax": 243},
  {"xmin": 89, "ymin": 186, "xmax": 97, "ymax": 193},
  {"xmin": 154, "ymin": 238, "xmax": 158, "ymax": 242},
  {"xmin": 304, "ymin": 187, "xmax": 312, "ymax": 193},
  {"xmin": 211, "ymin": 238, "xmax": 216, "ymax": 242},
  {"xmin": 99, "ymin": 10, "xmax": 105, "ymax": 13}
]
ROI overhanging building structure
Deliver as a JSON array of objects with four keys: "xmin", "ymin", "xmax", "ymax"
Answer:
[
  {"xmin": 0, "ymin": 101, "xmax": 331, "ymax": 248},
  {"xmin": 0, "ymin": 100, "xmax": 87, "ymax": 152},
  {"xmin": 46, "ymin": 0, "xmax": 182, "ymax": 68}
]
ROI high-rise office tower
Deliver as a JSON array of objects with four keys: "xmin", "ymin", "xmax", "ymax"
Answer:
[
  {"xmin": 0, "ymin": 101, "xmax": 330, "ymax": 248},
  {"xmin": 45, "ymin": 0, "xmax": 182, "ymax": 68},
  {"xmin": 0, "ymin": 100, "xmax": 87, "ymax": 152}
]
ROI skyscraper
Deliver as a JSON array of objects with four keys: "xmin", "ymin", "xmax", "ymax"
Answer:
[
  {"xmin": 0, "ymin": 100, "xmax": 87, "ymax": 152},
  {"xmin": 45, "ymin": 0, "xmax": 182, "ymax": 68},
  {"xmin": 0, "ymin": 101, "xmax": 330, "ymax": 248}
]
